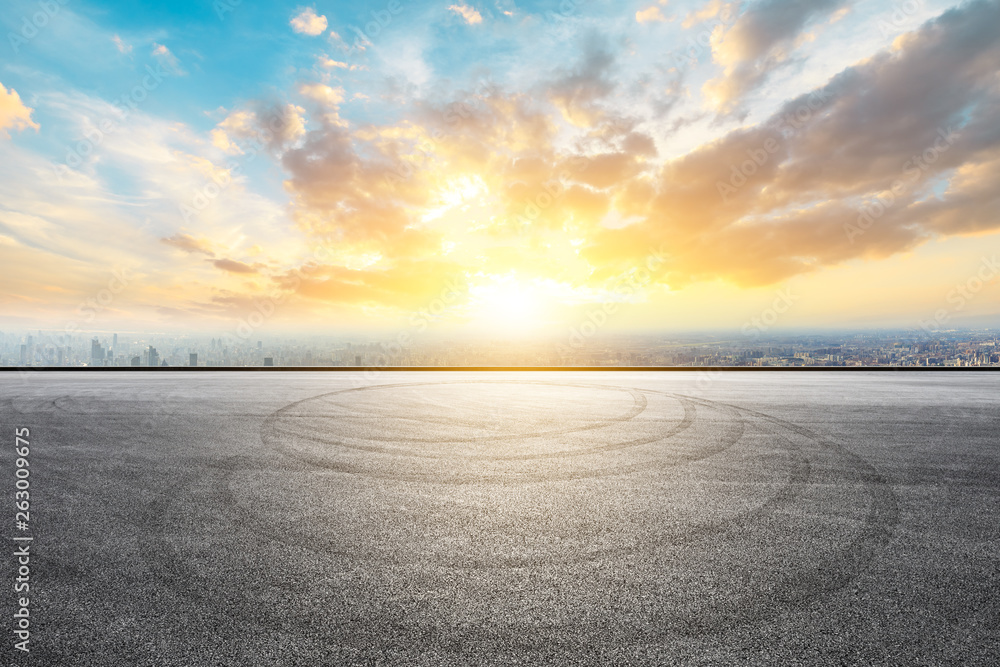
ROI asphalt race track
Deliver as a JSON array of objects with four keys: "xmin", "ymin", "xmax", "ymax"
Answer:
[{"xmin": 1, "ymin": 371, "xmax": 998, "ymax": 665}]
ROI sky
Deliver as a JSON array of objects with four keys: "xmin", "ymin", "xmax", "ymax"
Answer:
[{"xmin": 1, "ymin": 0, "xmax": 999, "ymax": 339}]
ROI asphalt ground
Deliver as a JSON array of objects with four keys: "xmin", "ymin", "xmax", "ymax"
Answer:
[{"xmin": 1, "ymin": 371, "xmax": 997, "ymax": 665}]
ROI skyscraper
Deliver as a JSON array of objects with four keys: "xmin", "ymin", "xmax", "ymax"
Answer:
[
  {"xmin": 148, "ymin": 346, "xmax": 159, "ymax": 368},
  {"xmin": 190, "ymin": 353, "xmax": 198, "ymax": 367}
]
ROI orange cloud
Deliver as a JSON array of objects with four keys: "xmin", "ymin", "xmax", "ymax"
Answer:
[
  {"xmin": 636, "ymin": 2, "xmax": 668, "ymax": 24},
  {"xmin": 588, "ymin": 0, "xmax": 1000, "ymax": 287},
  {"xmin": 212, "ymin": 258, "xmax": 259, "ymax": 274},
  {"xmin": 448, "ymin": 4, "xmax": 483, "ymax": 25},
  {"xmin": 161, "ymin": 234, "xmax": 216, "ymax": 256}
]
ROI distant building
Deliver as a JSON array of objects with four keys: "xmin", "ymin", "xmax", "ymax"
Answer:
[
  {"xmin": 189, "ymin": 353, "xmax": 198, "ymax": 367},
  {"xmin": 91, "ymin": 338, "xmax": 103, "ymax": 366},
  {"xmin": 355, "ymin": 355, "xmax": 363, "ymax": 366},
  {"xmin": 263, "ymin": 357, "xmax": 274, "ymax": 367},
  {"xmin": 130, "ymin": 356, "xmax": 141, "ymax": 367},
  {"xmin": 147, "ymin": 346, "xmax": 159, "ymax": 368}
]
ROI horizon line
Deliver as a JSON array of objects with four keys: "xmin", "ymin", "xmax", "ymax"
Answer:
[{"xmin": 2, "ymin": 366, "xmax": 999, "ymax": 372}]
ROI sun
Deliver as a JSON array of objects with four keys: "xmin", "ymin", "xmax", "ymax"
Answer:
[{"xmin": 468, "ymin": 276, "xmax": 546, "ymax": 335}]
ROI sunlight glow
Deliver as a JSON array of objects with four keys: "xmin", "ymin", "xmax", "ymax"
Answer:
[{"xmin": 468, "ymin": 275, "xmax": 547, "ymax": 334}]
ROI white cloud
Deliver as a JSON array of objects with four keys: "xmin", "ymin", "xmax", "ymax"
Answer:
[
  {"xmin": 299, "ymin": 83, "xmax": 346, "ymax": 108},
  {"xmin": 290, "ymin": 7, "xmax": 328, "ymax": 36},
  {"xmin": 151, "ymin": 43, "xmax": 186, "ymax": 75},
  {"xmin": 111, "ymin": 34, "xmax": 132, "ymax": 54}
]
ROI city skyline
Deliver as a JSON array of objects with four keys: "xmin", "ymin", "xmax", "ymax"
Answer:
[
  {"xmin": 2, "ymin": 1, "xmax": 999, "ymax": 335},
  {"xmin": 6, "ymin": 327, "xmax": 1000, "ymax": 368}
]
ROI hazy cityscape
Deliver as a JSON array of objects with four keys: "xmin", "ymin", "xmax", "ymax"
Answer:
[{"xmin": 3, "ymin": 328, "xmax": 999, "ymax": 368}]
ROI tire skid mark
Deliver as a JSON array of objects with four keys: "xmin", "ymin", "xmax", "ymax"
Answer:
[
  {"xmin": 266, "ymin": 394, "xmax": 687, "ymax": 463},
  {"xmin": 262, "ymin": 383, "xmax": 709, "ymax": 479},
  {"xmin": 635, "ymin": 391, "xmax": 900, "ymax": 636},
  {"xmin": 97, "ymin": 380, "xmax": 902, "ymax": 656},
  {"xmin": 270, "ymin": 382, "xmax": 649, "ymax": 444}
]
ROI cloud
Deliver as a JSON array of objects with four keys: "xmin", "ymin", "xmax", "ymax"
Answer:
[
  {"xmin": 212, "ymin": 258, "xmax": 258, "ymax": 274},
  {"xmin": 290, "ymin": 7, "xmax": 328, "ymax": 36},
  {"xmin": 11, "ymin": 0, "xmax": 997, "ymax": 327},
  {"xmin": 586, "ymin": 0, "xmax": 1000, "ymax": 287},
  {"xmin": 151, "ymin": 43, "xmax": 186, "ymax": 75},
  {"xmin": 0, "ymin": 83, "xmax": 39, "ymax": 137},
  {"xmin": 211, "ymin": 102, "xmax": 307, "ymax": 155},
  {"xmin": 636, "ymin": 2, "xmax": 668, "ymax": 24},
  {"xmin": 276, "ymin": 259, "xmax": 467, "ymax": 310},
  {"xmin": 548, "ymin": 33, "xmax": 618, "ymax": 126},
  {"xmin": 276, "ymin": 70, "xmax": 665, "ymax": 301},
  {"xmin": 449, "ymin": 4, "xmax": 483, "ymax": 25},
  {"xmin": 161, "ymin": 234, "xmax": 216, "ymax": 256},
  {"xmin": 318, "ymin": 56, "xmax": 350, "ymax": 69},
  {"xmin": 111, "ymin": 34, "xmax": 132, "ymax": 54},
  {"xmin": 299, "ymin": 83, "xmax": 345, "ymax": 108},
  {"xmin": 703, "ymin": 0, "xmax": 849, "ymax": 115},
  {"xmin": 682, "ymin": 0, "xmax": 736, "ymax": 28}
]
